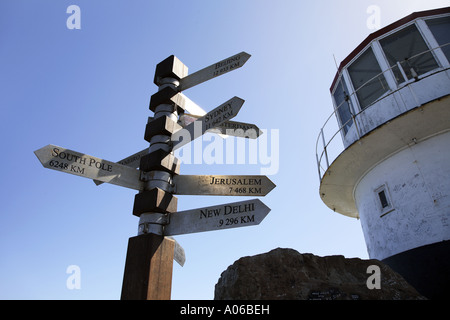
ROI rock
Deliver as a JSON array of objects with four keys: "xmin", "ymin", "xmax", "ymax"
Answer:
[{"xmin": 214, "ymin": 248, "xmax": 426, "ymax": 300}]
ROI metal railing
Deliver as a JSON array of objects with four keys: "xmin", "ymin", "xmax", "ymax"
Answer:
[{"xmin": 316, "ymin": 43, "xmax": 450, "ymax": 181}]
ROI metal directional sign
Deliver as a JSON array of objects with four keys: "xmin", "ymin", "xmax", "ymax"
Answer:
[
  {"xmin": 177, "ymin": 93, "xmax": 227, "ymax": 139},
  {"xmin": 171, "ymin": 96, "xmax": 244, "ymax": 150},
  {"xmin": 172, "ymin": 175, "xmax": 275, "ymax": 196},
  {"xmin": 166, "ymin": 236, "xmax": 186, "ymax": 267},
  {"xmin": 164, "ymin": 199, "xmax": 270, "ymax": 236},
  {"xmin": 178, "ymin": 52, "xmax": 251, "ymax": 91},
  {"xmin": 178, "ymin": 92, "xmax": 207, "ymax": 116},
  {"xmin": 34, "ymin": 144, "xmax": 143, "ymax": 191},
  {"xmin": 180, "ymin": 114, "xmax": 262, "ymax": 139},
  {"xmin": 94, "ymin": 148, "xmax": 149, "ymax": 186},
  {"xmin": 209, "ymin": 120, "xmax": 262, "ymax": 139}
]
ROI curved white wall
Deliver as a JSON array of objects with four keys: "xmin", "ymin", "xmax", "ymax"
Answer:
[{"xmin": 355, "ymin": 130, "xmax": 450, "ymax": 260}]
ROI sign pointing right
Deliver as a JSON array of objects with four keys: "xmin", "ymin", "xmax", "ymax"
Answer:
[
  {"xmin": 172, "ymin": 175, "xmax": 275, "ymax": 196},
  {"xmin": 164, "ymin": 199, "xmax": 270, "ymax": 236},
  {"xmin": 178, "ymin": 52, "xmax": 251, "ymax": 91},
  {"xmin": 179, "ymin": 114, "xmax": 262, "ymax": 139},
  {"xmin": 171, "ymin": 96, "xmax": 244, "ymax": 150}
]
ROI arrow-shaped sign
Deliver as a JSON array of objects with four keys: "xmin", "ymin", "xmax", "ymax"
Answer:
[
  {"xmin": 166, "ymin": 236, "xmax": 186, "ymax": 267},
  {"xmin": 164, "ymin": 199, "xmax": 270, "ymax": 236},
  {"xmin": 177, "ymin": 93, "xmax": 228, "ymax": 139},
  {"xmin": 178, "ymin": 92, "xmax": 207, "ymax": 116},
  {"xmin": 171, "ymin": 96, "xmax": 244, "ymax": 151},
  {"xmin": 93, "ymin": 148, "xmax": 149, "ymax": 186},
  {"xmin": 34, "ymin": 144, "xmax": 143, "ymax": 191},
  {"xmin": 179, "ymin": 114, "xmax": 262, "ymax": 139},
  {"xmin": 172, "ymin": 175, "xmax": 275, "ymax": 196},
  {"xmin": 178, "ymin": 52, "xmax": 251, "ymax": 91}
]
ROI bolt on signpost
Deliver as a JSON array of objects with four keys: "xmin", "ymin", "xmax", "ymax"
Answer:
[{"xmin": 34, "ymin": 51, "xmax": 275, "ymax": 300}]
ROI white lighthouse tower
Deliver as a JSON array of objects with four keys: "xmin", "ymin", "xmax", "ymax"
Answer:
[{"xmin": 316, "ymin": 7, "xmax": 450, "ymax": 299}]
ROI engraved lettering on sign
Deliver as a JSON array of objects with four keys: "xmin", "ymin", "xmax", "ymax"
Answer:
[
  {"xmin": 220, "ymin": 122, "xmax": 253, "ymax": 131},
  {"xmin": 224, "ymin": 202, "xmax": 255, "ymax": 215},
  {"xmin": 200, "ymin": 208, "xmax": 221, "ymax": 219},
  {"xmin": 118, "ymin": 154, "xmax": 141, "ymax": 166},
  {"xmin": 209, "ymin": 176, "xmax": 262, "ymax": 194},
  {"xmin": 51, "ymin": 147, "xmax": 113, "ymax": 176},
  {"xmin": 209, "ymin": 177, "xmax": 262, "ymax": 185},
  {"xmin": 197, "ymin": 203, "xmax": 256, "ymax": 228},
  {"xmin": 204, "ymin": 102, "xmax": 234, "ymax": 131},
  {"xmin": 213, "ymin": 54, "xmax": 242, "ymax": 77}
]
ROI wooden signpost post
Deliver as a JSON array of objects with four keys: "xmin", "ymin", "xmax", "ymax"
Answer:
[{"xmin": 34, "ymin": 51, "xmax": 275, "ymax": 300}]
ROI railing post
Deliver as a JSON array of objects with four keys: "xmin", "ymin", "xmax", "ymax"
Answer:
[
  {"xmin": 316, "ymin": 153, "xmax": 322, "ymax": 181},
  {"xmin": 320, "ymin": 128, "xmax": 330, "ymax": 169}
]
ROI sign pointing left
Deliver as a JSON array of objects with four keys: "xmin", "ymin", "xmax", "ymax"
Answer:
[{"xmin": 34, "ymin": 144, "xmax": 143, "ymax": 190}]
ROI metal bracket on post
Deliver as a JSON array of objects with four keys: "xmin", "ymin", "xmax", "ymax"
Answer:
[{"xmin": 138, "ymin": 213, "xmax": 169, "ymax": 235}]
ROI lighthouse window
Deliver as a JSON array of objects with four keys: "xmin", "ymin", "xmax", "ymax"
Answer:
[
  {"xmin": 347, "ymin": 47, "xmax": 389, "ymax": 110},
  {"xmin": 378, "ymin": 190, "xmax": 389, "ymax": 208},
  {"xmin": 333, "ymin": 78, "xmax": 353, "ymax": 134},
  {"xmin": 375, "ymin": 185, "xmax": 394, "ymax": 216},
  {"xmin": 380, "ymin": 24, "xmax": 439, "ymax": 84},
  {"xmin": 426, "ymin": 16, "xmax": 450, "ymax": 62}
]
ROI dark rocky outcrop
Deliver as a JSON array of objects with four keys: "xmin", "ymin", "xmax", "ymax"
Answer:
[{"xmin": 214, "ymin": 248, "xmax": 425, "ymax": 300}]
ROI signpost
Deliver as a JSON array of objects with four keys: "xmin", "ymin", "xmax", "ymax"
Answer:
[
  {"xmin": 172, "ymin": 175, "xmax": 275, "ymax": 196},
  {"xmin": 164, "ymin": 199, "xmax": 270, "ymax": 236},
  {"xmin": 35, "ymin": 51, "xmax": 275, "ymax": 300}
]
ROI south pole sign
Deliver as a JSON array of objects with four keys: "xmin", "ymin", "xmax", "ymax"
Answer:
[
  {"xmin": 34, "ymin": 144, "xmax": 143, "ymax": 191},
  {"xmin": 35, "ymin": 52, "xmax": 275, "ymax": 300}
]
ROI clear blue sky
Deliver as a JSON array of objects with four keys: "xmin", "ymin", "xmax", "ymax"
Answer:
[{"xmin": 1, "ymin": 0, "xmax": 448, "ymax": 300}]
